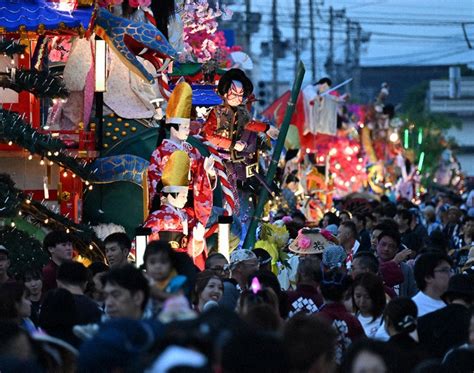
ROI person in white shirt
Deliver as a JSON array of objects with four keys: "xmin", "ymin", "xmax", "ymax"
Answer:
[
  {"xmin": 337, "ymin": 221, "xmax": 360, "ymax": 270},
  {"xmin": 352, "ymin": 272, "xmax": 386, "ymax": 338},
  {"xmin": 412, "ymin": 252, "xmax": 453, "ymax": 317}
]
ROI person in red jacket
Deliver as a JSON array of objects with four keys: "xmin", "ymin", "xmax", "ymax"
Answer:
[
  {"xmin": 42, "ymin": 231, "xmax": 74, "ymax": 292},
  {"xmin": 317, "ymin": 267, "xmax": 365, "ymax": 365}
]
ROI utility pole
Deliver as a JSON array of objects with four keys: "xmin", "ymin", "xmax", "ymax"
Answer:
[
  {"xmin": 245, "ymin": 0, "xmax": 251, "ymax": 54},
  {"xmin": 325, "ymin": 6, "xmax": 334, "ymax": 79},
  {"xmin": 309, "ymin": 0, "xmax": 317, "ymax": 81},
  {"xmin": 345, "ymin": 18, "xmax": 352, "ymax": 93},
  {"xmin": 353, "ymin": 22, "xmax": 362, "ymax": 100},
  {"xmin": 272, "ymin": 0, "xmax": 278, "ymax": 101},
  {"xmin": 294, "ymin": 0, "xmax": 300, "ymax": 77}
]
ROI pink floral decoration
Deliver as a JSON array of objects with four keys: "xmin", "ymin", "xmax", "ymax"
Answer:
[{"xmin": 298, "ymin": 235, "xmax": 311, "ymax": 250}]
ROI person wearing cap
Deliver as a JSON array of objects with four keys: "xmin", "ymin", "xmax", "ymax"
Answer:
[
  {"xmin": 148, "ymin": 82, "xmax": 215, "ymax": 235},
  {"xmin": 218, "ymin": 250, "xmax": 259, "ymax": 310},
  {"xmin": 253, "ymin": 248, "xmax": 272, "ymax": 272},
  {"xmin": 0, "ymin": 245, "xmax": 12, "ymax": 285},
  {"xmin": 417, "ymin": 273, "xmax": 474, "ymax": 359}
]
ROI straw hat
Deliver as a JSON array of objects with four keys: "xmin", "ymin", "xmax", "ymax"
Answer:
[{"xmin": 289, "ymin": 228, "xmax": 338, "ymax": 255}]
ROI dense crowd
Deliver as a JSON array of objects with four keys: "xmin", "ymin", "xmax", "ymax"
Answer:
[{"xmin": 0, "ymin": 191, "xmax": 474, "ymax": 373}]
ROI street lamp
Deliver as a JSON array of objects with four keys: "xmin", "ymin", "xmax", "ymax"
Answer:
[
  {"xmin": 218, "ymin": 215, "xmax": 233, "ymax": 261},
  {"xmin": 134, "ymin": 226, "xmax": 152, "ymax": 268},
  {"xmin": 95, "ymin": 39, "xmax": 107, "ymax": 93}
]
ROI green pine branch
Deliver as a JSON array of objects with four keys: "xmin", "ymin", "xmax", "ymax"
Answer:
[
  {"xmin": 0, "ymin": 69, "xmax": 69, "ymax": 99},
  {"xmin": 0, "ymin": 40, "xmax": 26, "ymax": 58},
  {"xmin": 0, "ymin": 173, "xmax": 105, "ymax": 262},
  {"xmin": 0, "ymin": 109, "xmax": 98, "ymax": 182}
]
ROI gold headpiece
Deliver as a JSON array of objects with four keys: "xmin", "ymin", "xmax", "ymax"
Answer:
[
  {"xmin": 162, "ymin": 150, "xmax": 190, "ymax": 193},
  {"xmin": 166, "ymin": 82, "xmax": 192, "ymax": 126}
]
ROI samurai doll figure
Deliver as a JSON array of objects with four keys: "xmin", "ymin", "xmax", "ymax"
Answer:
[
  {"xmin": 148, "ymin": 82, "xmax": 215, "ymax": 228},
  {"xmin": 202, "ymin": 68, "xmax": 279, "ymax": 213},
  {"xmin": 145, "ymin": 150, "xmax": 207, "ymax": 269}
]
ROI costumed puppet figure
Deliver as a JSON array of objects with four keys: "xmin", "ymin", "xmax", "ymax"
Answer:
[
  {"xmin": 145, "ymin": 150, "xmax": 207, "ymax": 268},
  {"xmin": 303, "ymin": 77, "xmax": 347, "ymax": 136},
  {"xmin": 202, "ymin": 68, "xmax": 279, "ymax": 213},
  {"xmin": 148, "ymin": 81, "xmax": 215, "ymax": 229}
]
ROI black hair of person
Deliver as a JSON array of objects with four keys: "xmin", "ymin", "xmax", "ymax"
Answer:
[
  {"xmin": 150, "ymin": 0, "xmax": 176, "ymax": 40},
  {"xmin": 414, "ymin": 252, "xmax": 453, "ymax": 291},
  {"xmin": 101, "ymin": 265, "xmax": 150, "ymax": 311},
  {"xmin": 103, "ymin": 232, "xmax": 132, "ymax": 253},
  {"xmin": 383, "ymin": 297, "xmax": 417, "ymax": 334}
]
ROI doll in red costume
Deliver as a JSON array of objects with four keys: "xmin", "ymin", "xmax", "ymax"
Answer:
[
  {"xmin": 148, "ymin": 82, "xmax": 215, "ymax": 228},
  {"xmin": 145, "ymin": 150, "xmax": 207, "ymax": 269}
]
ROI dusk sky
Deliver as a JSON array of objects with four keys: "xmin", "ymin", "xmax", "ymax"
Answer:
[{"xmin": 232, "ymin": 0, "xmax": 474, "ymax": 84}]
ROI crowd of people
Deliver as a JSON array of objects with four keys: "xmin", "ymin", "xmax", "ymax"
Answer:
[{"xmin": 0, "ymin": 191, "xmax": 474, "ymax": 372}]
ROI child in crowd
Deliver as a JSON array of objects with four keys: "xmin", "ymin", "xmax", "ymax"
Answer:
[{"xmin": 143, "ymin": 240, "xmax": 187, "ymax": 316}]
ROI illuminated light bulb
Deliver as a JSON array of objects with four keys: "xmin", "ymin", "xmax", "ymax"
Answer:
[
  {"xmin": 347, "ymin": 156, "xmax": 352, "ymax": 161},
  {"xmin": 319, "ymin": 156, "xmax": 325, "ymax": 162},
  {"xmin": 40, "ymin": 158, "xmax": 45, "ymax": 166},
  {"xmin": 44, "ymin": 218, "xmax": 49, "ymax": 224},
  {"xmin": 52, "ymin": 98, "xmax": 58, "ymax": 105},
  {"xmin": 358, "ymin": 158, "xmax": 363, "ymax": 163},
  {"xmin": 353, "ymin": 146, "xmax": 359, "ymax": 152},
  {"xmin": 28, "ymin": 154, "xmax": 33, "ymax": 160},
  {"xmin": 66, "ymin": 228, "xmax": 70, "ymax": 233},
  {"xmin": 389, "ymin": 132, "xmax": 399, "ymax": 143},
  {"xmin": 25, "ymin": 199, "xmax": 31, "ymax": 204},
  {"xmin": 335, "ymin": 164, "xmax": 341, "ymax": 170},
  {"xmin": 8, "ymin": 141, "xmax": 12, "ymax": 146},
  {"xmin": 10, "ymin": 221, "xmax": 15, "ymax": 227},
  {"xmin": 85, "ymin": 181, "xmax": 90, "ymax": 186},
  {"xmin": 18, "ymin": 211, "xmax": 22, "ymax": 216},
  {"xmin": 329, "ymin": 148, "xmax": 337, "ymax": 156},
  {"xmin": 89, "ymin": 245, "xmax": 93, "ymax": 250},
  {"xmin": 63, "ymin": 171, "xmax": 68, "ymax": 177},
  {"xmin": 72, "ymin": 174, "xmax": 76, "ymax": 178},
  {"xmin": 47, "ymin": 151, "xmax": 52, "ymax": 156},
  {"xmin": 350, "ymin": 176, "xmax": 356, "ymax": 182},
  {"xmin": 345, "ymin": 181, "xmax": 350, "ymax": 187},
  {"xmin": 20, "ymin": 54, "xmax": 24, "ymax": 59},
  {"xmin": 88, "ymin": 185, "xmax": 93, "ymax": 190},
  {"xmin": 53, "ymin": 151, "xmax": 59, "ymax": 156},
  {"xmin": 345, "ymin": 147, "xmax": 354, "ymax": 155},
  {"xmin": 305, "ymin": 148, "xmax": 310, "ymax": 154},
  {"xmin": 356, "ymin": 165, "xmax": 362, "ymax": 171},
  {"xmin": 49, "ymin": 161, "xmax": 54, "ymax": 166},
  {"xmin": 360, "ymin": 123, "xmax": 365, "ymax": 128}
]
